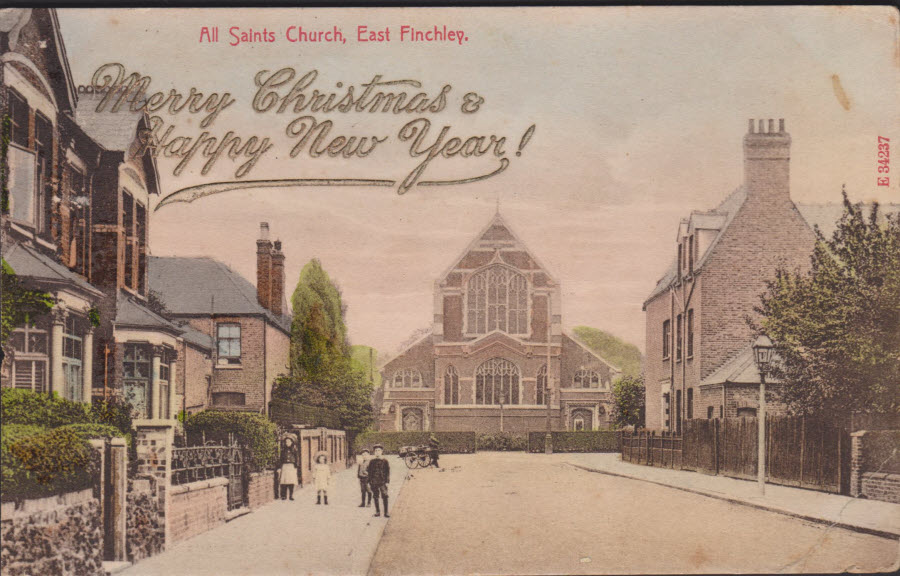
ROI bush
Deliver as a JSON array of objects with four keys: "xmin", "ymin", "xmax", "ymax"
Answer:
[
  {"xmin": 1, "ymin": 424, "xmax": 46, "ymax": 501},
  {"xmin": 476, "ymin": 433, "xmax": 527, "ymax": 451},
  {"xmin": 58, "ymin": 423, "xmax": 125, "ymax": 441},
  {"xmin": 1, "ymin": 388, "xmax": 91, "ymax": 428},
  {"xmin": 3, "ymin": 426, "xmax": 98, "ymax": 500},
  {"xmin": 90, "ymin": 396, "xmax": 134, "ymax": 438},
  {"xmin": 354, "ymin": 431, "xmax": 476, "ymax": 454},
  {"xmin": 183, "ymin": 411, "xmax": 278, "ymax": 470},
  {"xmin": 527, "ymin": 431, "xmax": 621, "ymax": 453}
]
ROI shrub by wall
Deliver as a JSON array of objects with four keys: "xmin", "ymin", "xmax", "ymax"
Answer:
[
  {"xmin": 3, "ymin": 427, "xmax": 99, "ymax": 501},
  {"xmin": 476, "ymin": 433, "xmax": 527, "ymax": 451},
  {"xmin": 183, "ymin": 411, "xmax": 278, "ymax": 470},
  {"xmin": 354, "ymin": 431, "xmax": 476, "ymax": 454},
  {"xmin": 528, "ymin": 431, "xmax": 621, "ymax": 453},
  {"xmin": 1, "ymin": 389, "xmax": 92, "ymax": 428},
  {"xmin": 864, "ymin": 430, "xmax": 900, "ymax": 475}
]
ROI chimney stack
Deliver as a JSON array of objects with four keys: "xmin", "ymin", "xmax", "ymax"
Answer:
[
  {"xmin": 256, "ymin": 223, "xmax": 273, "ymax": 311},
  {"xmin": 743, "ymin": 118, "xmax": 791, "ymax": 205},
  {"xmin": 270, "ymin": 240, "xmax": 285, "ymax": 317}
]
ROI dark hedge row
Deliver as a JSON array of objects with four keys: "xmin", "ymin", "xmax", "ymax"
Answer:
[
  {"xmin": 476, "ymin": 433, "xmax": 527, "ymax": 451},
  {"xmin": 183, "ymin": 411, "xmax": 279, "ymax": 470},
  {"xmin": 354, "ymin": 431, "xmax": 477, "ymax": 454}
]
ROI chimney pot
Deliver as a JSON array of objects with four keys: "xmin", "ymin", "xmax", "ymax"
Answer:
[
  {"xmin": 748, "ymin": 119, "xmax": 755, "ymax": 134},
  {"xmin": 274, "ymin": 240, "xmax": 282, "ymax": 252},
  {"xmin": 768, "ymin": 119, "xmax": 775, "ymax": 133},
  {"xmin": 758, "ymin": 119, "xmax": 765, "ymax": 134},
  {"xmin": 259, "ymin": 222, "xmax": 270, "ymax": 241},
  {"xmin": 779, "ymin": 119, "xmax": 785, "ymax": 133}
]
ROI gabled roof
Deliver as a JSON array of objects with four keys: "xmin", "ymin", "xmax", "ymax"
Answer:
[
  {"xmin": 114, "ymin": 290, "xmax": 182, "ymax": 336},
  {"xmin": 148, "ymin": 256, "xmax": 291, "ymax": 333},
  {"xmin": 437, "ymin": 211, "xmax": 559, "ymax": 285},
  {"xmin": 75, "ymin": 91, "xmax": 146, "ymax": 152},
  {"xmin": 700, "ymin": 343, "xmax": 782, "ymax": 386},
  {"xmin": 2, "ymin": 239, "xmax": 103, "ymax": 300},
  {"xmin": 564, "ymin": 331, "xmax": 622, "ymax": 373},
  {"xmin": 644, "ymin": 187, "xmax": 748, "ymax": 306}
]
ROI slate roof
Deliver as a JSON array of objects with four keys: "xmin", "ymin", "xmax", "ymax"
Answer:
[
  {"xmin": 148, "ymin": 256, "xmax": 291, "ymax": 333},
  {"xmin": 699, "ymin": 344, "xmax": 782, "ymax": 386},
  {"xmin": 74, "ymin": 90, "xmax": 146, "ymax": 152},
  {"xmin": 180, "ymin": 325, "xmax": 213, "ymax": 351},
  {"xmin": 114, "ymin": 290, "xmax": 182, "ymax": 335},
  {"xmin": 2, "ymin": 239, "xmax": 103, "ymax": 299}
]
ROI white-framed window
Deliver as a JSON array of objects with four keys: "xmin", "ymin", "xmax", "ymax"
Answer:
[
  {"xmin": 392, "ymin": 368, "xmax": 424, "ymax": 388},
  {"xmin": 475, "ymin": 358, "xmax": 520, "ymax": 405},
  {"xmin": 124, "ymin": 343, "xmax": 151, "ymax": 418},
  {"xmin": 62, "ymin": 317, "xmax": 83, "ymax": 402},
  {"xmin": 444, "ymin": 365, "xmax": 459, "ymax": 404},
  {"xmin": 10, "ymin": 324, "xmax": 49, "ymax": 393},
  {"xmin": 573, "ymin": 368, "xmax": 602, "ymax": 389},
  {"xmin": 466, "ymin": 265, "xmax": 528, "ymax": 335},
  {"xmin": 217, "ymin": 323, "xmax": 242, "ymax": 365}
]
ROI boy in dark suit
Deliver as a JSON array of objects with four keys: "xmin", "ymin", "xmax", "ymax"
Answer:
[{"xmin": 367, "ymin": 444, "xmax": 391, "ymax": 518}]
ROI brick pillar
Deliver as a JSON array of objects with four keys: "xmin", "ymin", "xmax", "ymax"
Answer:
[
  {"xmin": 134, "ymin": 422, "xmax": 175, "ymax": 548},
  {"xmin": 850, "ymin": 430, "xmax": 867, "ymax": 498},
  {"xmin": 107, "ymin": 437, "xmax": 128, "ymax": 561}
]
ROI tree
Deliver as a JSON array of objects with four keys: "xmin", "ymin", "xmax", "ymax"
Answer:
[
  {"xmin": 273, "ymin": 259, "xmax": 374, "ymax": 435},
  {"xmin": 756, "ymin": 192, "xmax": 900, "ymax": 418},
  {"xmin": 612, "ymin": 375, "xmax": 645, "ymax": 429}
]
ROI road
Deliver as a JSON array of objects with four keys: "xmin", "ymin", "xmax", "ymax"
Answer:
[{"xmin": 370, "ymin": 452, "xmax": 899, "ymax": 575}]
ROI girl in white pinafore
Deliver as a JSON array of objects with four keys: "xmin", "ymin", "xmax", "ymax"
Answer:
[{"xmin": 313, "ymin": 452, "xmax": 332, "ymax": 505}]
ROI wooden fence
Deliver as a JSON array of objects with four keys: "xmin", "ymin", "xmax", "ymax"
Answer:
[{"xmin": 623, "ymin": 416, "xmax": 851, "ymax": 494}]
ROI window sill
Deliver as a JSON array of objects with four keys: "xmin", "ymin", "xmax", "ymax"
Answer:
[
  {"xmin": 215, "ymin": 364, "xmax": 243, "ymax": 370},
  {"xmin": 663, "ymin": 357, "xmax": 671, "ymax": 362}
]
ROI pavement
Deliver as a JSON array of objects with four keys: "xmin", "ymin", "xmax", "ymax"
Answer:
[
  {"xmin": 565, "ymin": 452, "xmax": 900, "ymax": 540},
  {"xmin": 121, "ymin": 456, "xmax": 409, "ymax": 576},
  {"xmin": 371, "ymin": 453, "xmax": 900, "ymax": 575}
]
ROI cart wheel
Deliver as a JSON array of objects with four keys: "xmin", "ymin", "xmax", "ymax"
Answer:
[
  {"xmin": 404, "ymin": 454, "xmax": 419, "ymax": 469},
  {"xmin": 418, "ymin": 453, "xmax": 432, "ymax": 468}
]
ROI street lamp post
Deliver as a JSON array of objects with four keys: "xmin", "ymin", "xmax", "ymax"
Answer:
[{"xmin": 753, "ymin": 335, "xmax": 774, "ymax": 496}]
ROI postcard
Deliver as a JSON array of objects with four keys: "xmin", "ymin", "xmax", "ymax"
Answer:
[{"xmin": 1, "ymin": 6, "xmax": 898, "ymax": 576}]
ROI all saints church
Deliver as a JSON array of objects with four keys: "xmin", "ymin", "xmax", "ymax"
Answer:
[{"xmin": 376, "ymin": 211, "xmax": 621, "ymax": 433}]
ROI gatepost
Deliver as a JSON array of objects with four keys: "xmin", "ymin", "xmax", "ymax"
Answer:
[{"xmin": 134, "ymin": 420, "xmax": 176, "ymax": 549}]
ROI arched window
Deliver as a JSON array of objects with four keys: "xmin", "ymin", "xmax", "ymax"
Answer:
[
  {"xmin": 536, "ymin": 365, "xmax": 548, "ymax": 405},
  {"xmin": 444, "ymin": 365, "xmax": 459, "ymax": 405},
  {"xmin": 573, "ymin": 369, "xmax": 601, "ymax": 389},
  {"xmin": 392, "ymin": 368, "xmax": 424, "ymax": 388},
  {"xmin": 466, "ymin": 265, "xmax": 528, "ymax": 335},
  {"xmin": 475, "ymin": 358, "xmax": 520, "ymax": 405}
]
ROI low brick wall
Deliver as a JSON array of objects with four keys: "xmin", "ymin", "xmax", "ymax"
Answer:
[
  {"xmin": 248, "ymin": 471, "xmax": 276, "ymax": 510},
  {"xmin": 127, "ymin": 476, "xmax": 164, "ymax": 563},
  {"xmin": 168, "ymin": 477, "xmax": 228, "ymax": 545},
  {"xmin": 0, "ymin": 489, "xmax": 103, "ymax": 576},
  {"xmin": 860, "ymin": 473, "xmax": 900, "ymax": 504}
]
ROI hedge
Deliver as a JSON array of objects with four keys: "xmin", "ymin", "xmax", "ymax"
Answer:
[
  {"xmin": 354, "ymin": 431, "xmax": 476, "ymax": 454},
  {"xmin": 1, "ymin": 388, "xmax": 92, "ymax": 428},
  {"xmin": 2, "ymin": 426, "xmax": 100, "ymax": 501},
  {"xmin": 527, "ymin": 430, "xmax": 621, "ymax": 453},
  {"xmin": 183, "ymin": 411, "xmax": 278, "ymax": 470},
  {"xmin": 268, "ymin": 399, "xmax": 340, "ymax": 429},
  {"xmin": 476, "ymin": 433, "xmax": 527, "ymax": 451}
]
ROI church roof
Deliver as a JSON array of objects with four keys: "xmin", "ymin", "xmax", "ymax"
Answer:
[
  {"xmin": 437, "ymin": 211, "xmax": 559, "ymax": 285},
  {"xmin": 564, "ymin": 331, "xmax": 623, "ymax": 374}
]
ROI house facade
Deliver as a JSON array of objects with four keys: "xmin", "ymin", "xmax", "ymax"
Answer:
[
  {"xmin": 377, "ymin": 212, "xmax": 620, "ymax": 433},
  {"xmin": 147, "ymin": 223, "xmax": 291, "ymax": 415},
  {"xmin": 643, "ymin": 119, "xmax": 852, "ymax": 432}
]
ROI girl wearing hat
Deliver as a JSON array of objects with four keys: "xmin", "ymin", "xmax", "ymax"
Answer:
[{"xmin": 313, "ymin": 451, "xmax": 332, "ymax": 505}]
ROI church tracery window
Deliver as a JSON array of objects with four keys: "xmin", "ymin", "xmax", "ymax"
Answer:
[
  {"xmin": 475, "ymin": 358, "xmax": 520, "ymax": 405},
  {"xmin": 444, "ymin": 365, "xmax": 459, "ymax": 404},
  {"xmin": 466, "ymin": 265, "xmax": 528, "ymax": 335},
  {"xmin": 392, "ymin": 368, "xmax": 425, "ymax": 388},
  {"xmin": 573, "ymin": 368, "xmax": 603, "ymax": 389}
]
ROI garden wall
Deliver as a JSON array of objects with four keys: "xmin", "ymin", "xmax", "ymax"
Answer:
[
  {"xmin": 248, "ymin": 470, "xmax": 276, "ymax": 510},
  {"xmin": 0, "ymin": 488, "xmax": 104, "ymax": 576},
  {"xmin": 167, "ymin": 477, "xmax": 228, "ymax": 545},
  {"xmin": 851, "ymin": 430, "xmax": 900, "ymax": 504},
  {"xmin": 126, "ymin": 476, "xmax": 164, "ymax": 563}
]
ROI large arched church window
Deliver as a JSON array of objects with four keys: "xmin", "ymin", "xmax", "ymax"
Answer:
[
  {"xmin": 392, "ymin": 368, "xmax": 425, "ymax": 388},
  {"xmin": 466, "ymin": 265, "xmax": 529, "ymax": 335},
  {"xmin": 475, "ymin": 358, "xmax": 520, "ymax": 405},
  {"xmin": 536, "ymin": 364, "xmax": 548, "ymax": 405},
  {"xmin": 444, "ymin": 365, "xmax": 459, "ymax": 404}
]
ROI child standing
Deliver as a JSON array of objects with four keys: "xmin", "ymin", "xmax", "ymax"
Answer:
[
  {"xmin": 278, "ymin": 456, "xmax": 298, "ymax": 500},
  {"xmin": 313, "ymin": 452, "xmax": 332, "ymax": 505},
  {"xmin": 357, "ymin": 449, "xmax": 373, "ymax": 507}
]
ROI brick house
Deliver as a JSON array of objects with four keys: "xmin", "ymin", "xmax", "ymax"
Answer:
[
  {"xmin": 147, "ymin": 223, "xmax": 291, "ymax": 415},
  {"xmin": 642, "ymin": 119, "xmax": 898, "ymax": 432},
  {"xmin": 377, "ymin": 212, "xmax": 620, "ymax": 433},
  {"xmin": 1, "ymin": 8, "xmax": 104, "ymax": 403}
]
